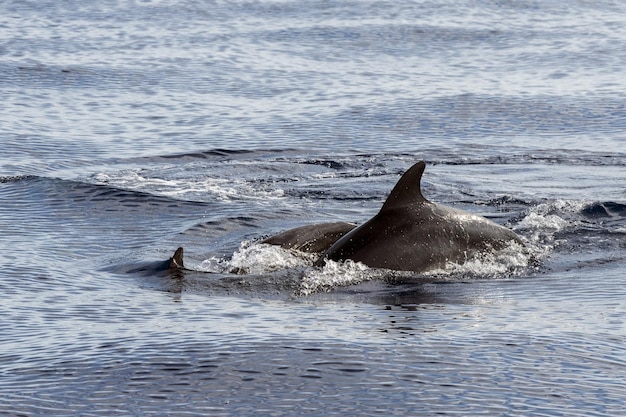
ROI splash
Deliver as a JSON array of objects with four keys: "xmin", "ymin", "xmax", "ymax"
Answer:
[
  {"xmin": 515, "ymin": 199, "xmax": 587, "ymax": 233},
  {"xmin": 439, "ymin": 241, "xmax": 534, "ymax": 278},
  {"xmin": 298, "ymin": 259, "xmax": 383, "ymax": 296},
  {"xmin": 296, "ymin": 243, "xmax": 534, "ymax": 295},
  {"xmin": 196, "ymin": 241, "xmax": 385, "ymax": 295},
  {"xmin": 512, "ymin": 199, "xmax": 591, "ymax": 260},
  {"xmin": 198, "ymin": 241, "xmax": 315, "ymax": 275},
  {"xmin": 197, "ymin": 239, "xmax": 537, "ymax": 296}
]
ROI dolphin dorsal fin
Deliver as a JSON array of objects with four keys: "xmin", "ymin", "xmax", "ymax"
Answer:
[
  {"xmin": 380, "ymin": 161, "xmax": 428, "ymax": 211},
  {"xmin": 169, "ymin": 247, "xmax": 184, "ymax": 269}
]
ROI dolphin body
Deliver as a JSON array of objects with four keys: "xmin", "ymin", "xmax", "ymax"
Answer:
[
  {"xmin": 263, "ymin": 221, "xmax": 356, "ymax": 253},
  {"xmin": 264, "ymin": 161, "xmax": 523, "ymax": 273}
]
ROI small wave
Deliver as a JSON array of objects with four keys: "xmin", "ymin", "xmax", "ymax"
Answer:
[
  {"xmin": 511, "ymin": 200, "xmax": 583, "ymax": 264},
  {"xmin": 514, "ymin": 199, "xmax": 625, "ymax": 236},
  {"xmin": 89, "ymin": 169, "xmax": 286, "ymax": 202},
  {"xmin": 0, "ymin": 175, "xmax": 38, "ymax": 184},
  {"xmin": 581, "ymin": 201, "xmax": 626, "ymax": 219},
  {"xmin": 157, "ymin": 149, "xmax": 256, "ymax": 160},
  {"xmin": 91, "ymin": 171, "xmax": 178, "ymax": 188},
  {"xmin": 434, "ymin": 150, "xmax": 626, "ymax": 167},
  {"xmin": 298, "ymin": 159, "xmax": 348, "ymax": 170},
  {"xmin": 514, "ymin": 199, "xmax": 589, "ymax": 239},
  {"xmin": 510, "ymin": 198, "xmax": 626, "ymax": 273},
  {"xmin": 84, "ymin": 153, "xmax": 400, "ymax": 204}
]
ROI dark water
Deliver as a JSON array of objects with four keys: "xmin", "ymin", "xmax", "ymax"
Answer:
[{"xmin": 1, "ymin": 1, "xmax": 625, "ymax": 416}]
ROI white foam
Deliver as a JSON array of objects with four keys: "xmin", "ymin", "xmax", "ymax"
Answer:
[
  {"xmin": 90, "ymin": 170, "xmax": 285, "ymax": 202},
  {"xmin": 198, "ymin": 241, "xmax": 315, "ymax": 275},
  {"xmin": 438, "ymin": 241, "xmax": 534, "ymax": 278},
  {"xmin": 312, "ymin": 172, "xmax": 337, "ymax": 179},
  {"xmin": 516, "ymin": 212, "xmax": 569, "ymax": 231},
  {"xmin": 515, "ymin": 199, "xmax": 587, "ymax": 233},
  {"xmin": 511, "ymin": 199, "xmax": 590, "ymax": 263},
  {"xmin": 229, "ymin": 242, "xmax": 314, "ymax": 274},
  {"xmin": 298, "ymin": 259, "xmax": 382, "ymax": 296},
  {"xmin": 92, "ymin": 170, "xmax": 177, "ymax": 188},
  {"xmin": 196, "ymin": 241, "xmax": 385, "ymax": 295}
]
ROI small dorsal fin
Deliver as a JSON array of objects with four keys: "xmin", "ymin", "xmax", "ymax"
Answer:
[
  {"xmin": 380, "ymin": 161, "xmax": 428, "ymax": 211},
  {"xmin": 168, "ymin": 247, "xmax": 184, "ymax": 269}
]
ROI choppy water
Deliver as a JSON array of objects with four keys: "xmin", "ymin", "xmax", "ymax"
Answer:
[{"xmin": 1, "ymin": 1, "xmax": 625, "ymax": 416}]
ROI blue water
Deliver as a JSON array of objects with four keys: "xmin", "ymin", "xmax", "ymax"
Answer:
[{"xmin": 1, "ymin": 1, "xmax": 625, "ymax": 416}]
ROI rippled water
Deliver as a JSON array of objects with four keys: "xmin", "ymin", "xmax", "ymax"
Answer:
[{"xmin": 1, "ymin": 1, "xmax": 625, "ymax": 416}]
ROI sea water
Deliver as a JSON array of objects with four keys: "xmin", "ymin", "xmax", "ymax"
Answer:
[{"xmin": 1, "ymin": 1, "xmax": 625, "ymax": 416}]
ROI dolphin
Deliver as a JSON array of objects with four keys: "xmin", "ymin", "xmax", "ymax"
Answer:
[
  {"xmin": 312, "ymin": 161, "xmax": 523, "ymax": 273},
  {"xmin": 113, "ymin": 247, "xmax": 185, "ymax": 276},
  {"xmin": 262, "ymin": 221, "xmax": 356, "ymax": 253}
]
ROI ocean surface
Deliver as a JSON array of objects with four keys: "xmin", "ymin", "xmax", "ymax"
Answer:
[{"xmin": 1, "ymin": 1, "xmax": 625, "ymax": 416}]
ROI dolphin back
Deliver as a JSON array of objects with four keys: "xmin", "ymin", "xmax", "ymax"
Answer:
[{"xmin": 263, "ymin": 222, "xmax": 356, "ymax": 253}]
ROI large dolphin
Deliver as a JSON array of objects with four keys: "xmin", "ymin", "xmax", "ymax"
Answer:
[
  {"xmin": 312, "ymin": 161, "xmax": 523, "ymax": 273},
  {"xmin": 263, "ymin": 161, "xmax": 523, "ymax": 273}
]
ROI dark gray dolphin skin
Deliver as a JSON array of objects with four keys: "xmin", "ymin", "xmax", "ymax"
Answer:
[
  {"xmin": 262, "ymin": 222, "xmax": 356, "ymax": 253},
  {"xmin": 168, "ymin": 247, "xmax": 184, "ymax": 269},
  {"xmin": 312, "ymin": 161, "xmax": 523, "ymax": 273}
]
